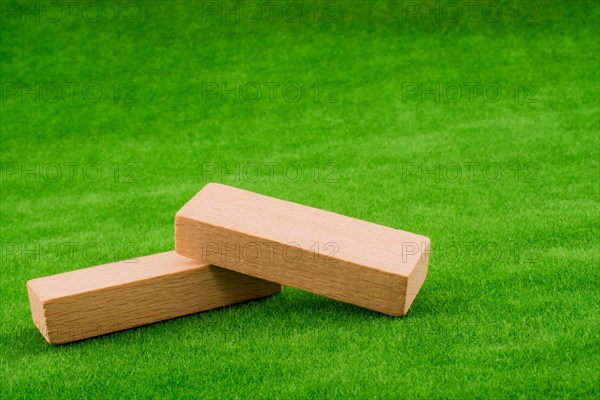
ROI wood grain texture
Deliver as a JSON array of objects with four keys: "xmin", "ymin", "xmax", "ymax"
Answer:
[
  {"xmin": 27, "ymin": 251, "xmax": 281, "ymax": 344},
  {"xmin": 175, "ymin": 183, "xmax": 431, "ymax": 316}
]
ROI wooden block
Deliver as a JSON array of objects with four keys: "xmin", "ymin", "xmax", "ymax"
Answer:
[
  {"xmin": 27, "ymin": 251, "xmax": 281, "ymax": 344},
  {"xmin": 175, "ymin": 183, "xmax": 431, "ymax": 317}
]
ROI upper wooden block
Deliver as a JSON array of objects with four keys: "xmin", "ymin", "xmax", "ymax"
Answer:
[
  {"xmin": 175, "ymin": 183, "xmax": 431, "ymax": 316},
  {"xmin": 27, "ymin": 251, "xmax": 281, "ymax": 344}
]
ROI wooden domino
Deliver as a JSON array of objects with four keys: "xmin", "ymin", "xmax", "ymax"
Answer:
[
  {"xmin": 175, "ymin": 183, "xmax": 431, "ymax": 316},
  {"xmin": 27, "ymin": 251, "xmax": 281, "ymax": 344}
]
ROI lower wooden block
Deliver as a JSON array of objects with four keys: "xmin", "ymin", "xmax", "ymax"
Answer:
[{"xmin": 27, "ymin": 251, "xmax": 281, "ymax": 344}]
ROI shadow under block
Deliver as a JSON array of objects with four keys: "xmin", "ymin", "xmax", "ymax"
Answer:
[
  {"xmin": 26, "ymin": 251, "xmax": 281, "ymax": 344},
  {"xmin": 175, "ymin": 183, "xmax": 431, "ymax": 317}
]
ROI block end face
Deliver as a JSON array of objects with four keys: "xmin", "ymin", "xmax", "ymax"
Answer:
[
  {"xmin": 26, "ymin": 280, "xmax": 52, "ymax": 344},
  {"xmin": 402, "ymin": 240, "xmax": 430, "ymax": 315}
]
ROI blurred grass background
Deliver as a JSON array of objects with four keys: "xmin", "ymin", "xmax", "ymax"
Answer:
[{"xmin": 1, "ymin": 0, "xmax": 599, "ymax": 398}]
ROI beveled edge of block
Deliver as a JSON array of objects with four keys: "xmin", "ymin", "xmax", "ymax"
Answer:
[
  {"xmin": 403, "ymin": 240, "xmax": 431, "ymax": 315},
  {"xmin": 26, "ymin": 280, "xmax": 52, "ymax": 344}
]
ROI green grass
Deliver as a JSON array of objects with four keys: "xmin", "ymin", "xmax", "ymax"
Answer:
[{"xmin": 1, "ymin": 0, "xmax": 599, "ymax": 398}]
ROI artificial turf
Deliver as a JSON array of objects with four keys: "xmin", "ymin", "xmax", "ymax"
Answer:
[{"xmin": 1, "ymin": 0, "xmax": 599, "ymax": 398}]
